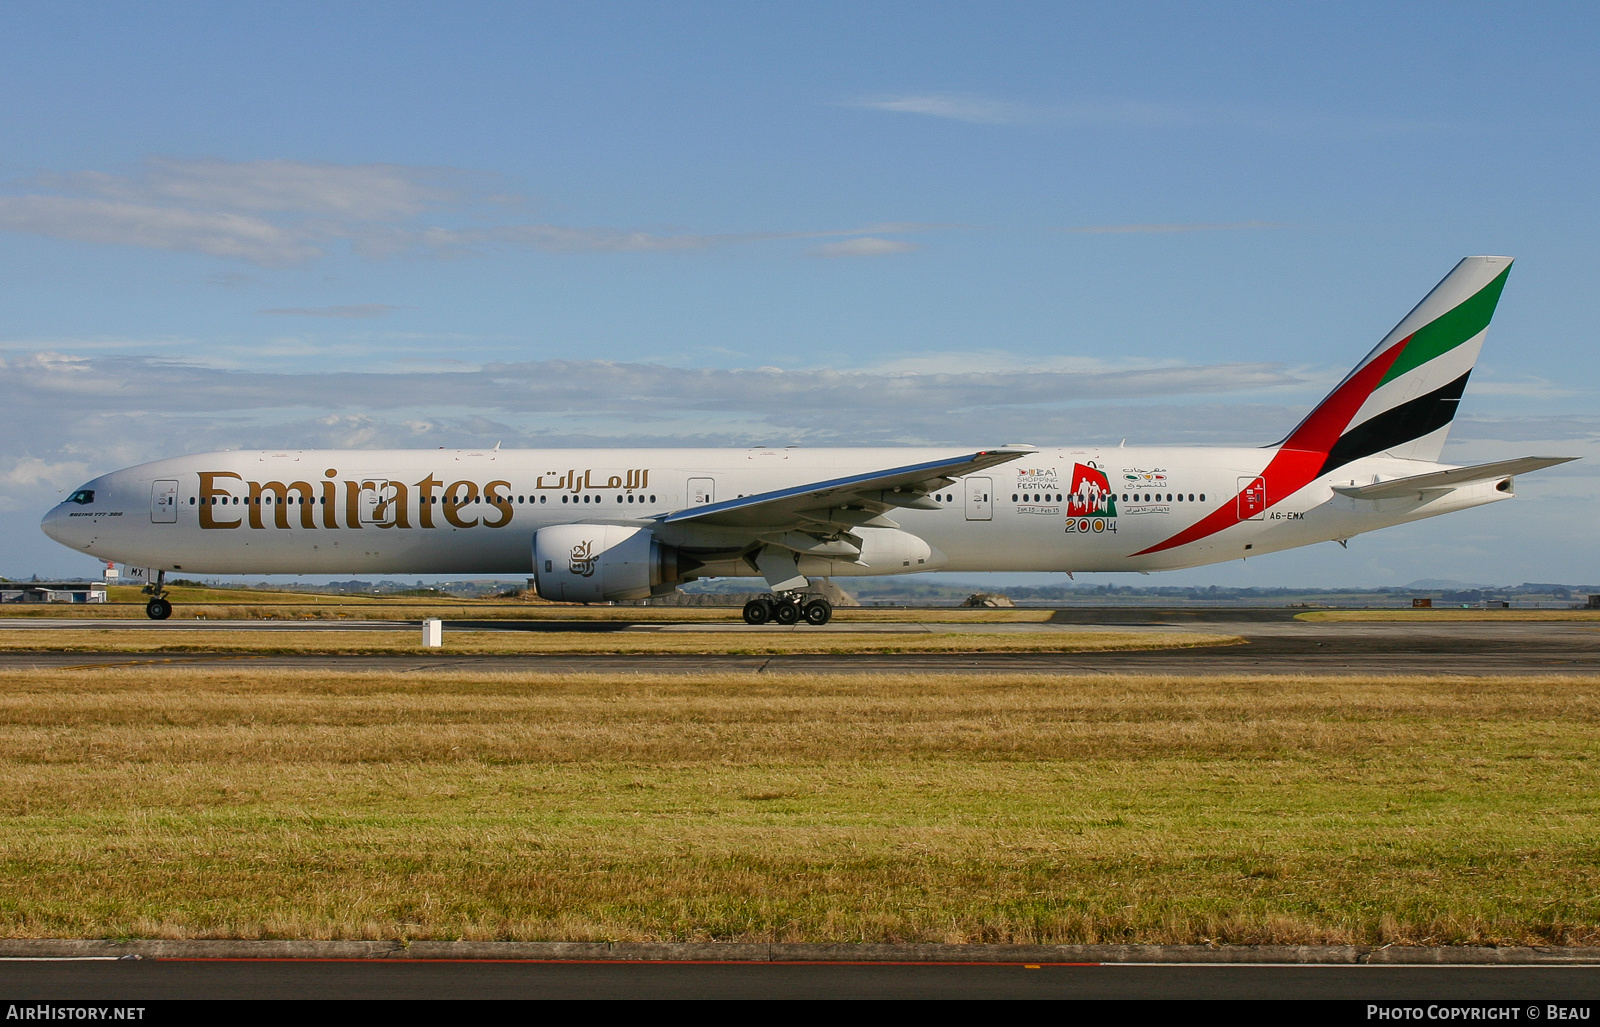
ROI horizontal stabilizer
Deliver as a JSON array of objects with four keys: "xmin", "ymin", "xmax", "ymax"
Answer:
[
  {"xmin": 661, "ymin": 446, "xmax": 1036, "ymax": 529},
  {"xmin": 1331, "ymin": 456, "xmax": 1577, "ymax": 500}
]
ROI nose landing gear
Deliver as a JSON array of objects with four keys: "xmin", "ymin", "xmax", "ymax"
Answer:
[
  {"xmin": 143, "ymin": 570, "xmax": 172, "ymax": 620},
  {"xmin": 741, "ymin": 593, "xmax": 833, "ymax": 626}
]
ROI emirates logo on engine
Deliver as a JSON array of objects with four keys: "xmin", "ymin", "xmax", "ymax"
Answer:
[{"xmin": 568, "ymin": 539, "xmax": 599, "ymax": 577}]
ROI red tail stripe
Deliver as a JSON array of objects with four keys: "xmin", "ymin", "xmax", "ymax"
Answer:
[{"xmin": 1132, "ymin": 341, "xmax": 1407, "ymax": 557}]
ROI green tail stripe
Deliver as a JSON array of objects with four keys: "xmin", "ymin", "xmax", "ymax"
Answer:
[{"xmin": 1378, "ymin": 265, "xmax": 1511, "ymax": 387}]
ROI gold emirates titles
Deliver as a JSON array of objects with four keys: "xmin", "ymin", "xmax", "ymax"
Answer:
[{"xmin": 196, "ymin": 468, "xmax": 651, "ymax": 530}]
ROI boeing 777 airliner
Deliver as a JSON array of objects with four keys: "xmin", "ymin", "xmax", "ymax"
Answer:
[{"xmin": 41, "ymin": 256, "xmax": 1575, "ymax": 624}]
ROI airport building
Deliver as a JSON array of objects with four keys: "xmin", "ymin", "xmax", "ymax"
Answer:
[{"xmin": 0, "ymin": 581, "xmax": 108, "ymax": 603}]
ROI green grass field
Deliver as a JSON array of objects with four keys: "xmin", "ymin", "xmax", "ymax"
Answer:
[{"xmin": 0, "ymin": 668, "xmax": 1595, "ymax": 945}]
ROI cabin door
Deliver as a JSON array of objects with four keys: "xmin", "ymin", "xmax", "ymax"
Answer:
[
  {"xmin": 150, "ymin": 480, "xmax": 178, "ymax": 523},
  {"xmin": 1237, "ymin": 476, "xmax": 1267, "ymax": 520},
  {"xmin": 687, "ymin": 477, "xmax": 715, "ymax": 507},
  {"xmin": 360, "ymin": 480, "xmax": 399, "ymax": 524},
  {"xmin": 964, "ymin": 477, "xmax": 992, "ymax": 521}
]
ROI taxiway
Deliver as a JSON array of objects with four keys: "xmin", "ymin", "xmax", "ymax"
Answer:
[{"xmin": 3, "ymin": 612, "xmax": 1596, "ymax": 675}]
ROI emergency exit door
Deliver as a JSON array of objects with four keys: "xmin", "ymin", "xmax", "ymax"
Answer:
[
  {"xmin": 150, "ymin": 480, "xmax": 178, "ymax": 523},
  {"xmin": 688, "ymin": 477, "xmax": 715, "ymax": 506},
  {"xmin": 964, "ymin": 477, "xmax": 992, "ymax": 521}
]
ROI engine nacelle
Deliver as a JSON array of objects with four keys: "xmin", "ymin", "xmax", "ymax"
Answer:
[{"xmin": 533, "ymin": 524, "xmax": 690, "ymax": 602}]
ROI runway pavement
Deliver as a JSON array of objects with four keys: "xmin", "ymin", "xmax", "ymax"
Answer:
[
  {"xmin": 3, "ymin": 958, "xmax": 1599, "ymax": 1000},
  {"xmin": 2, "ymin": 613, "xmax": 1596, "ymax": 675}
]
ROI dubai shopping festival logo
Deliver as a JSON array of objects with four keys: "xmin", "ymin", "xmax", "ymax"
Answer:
[{"xmin": 1065, "ymin": 463, "xmax": 1118, "ymax": 534}]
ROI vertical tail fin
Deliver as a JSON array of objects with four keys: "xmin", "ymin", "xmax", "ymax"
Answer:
[
  {"xmin": 1278, "ymin": 255, "xmax": 1512, "ymax": 473},
  {"xmin": 1135, "ymin": 257, "xmax": 1512, "ymax": 558}
]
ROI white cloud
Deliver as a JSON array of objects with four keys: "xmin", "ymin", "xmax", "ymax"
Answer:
[
  {"xmin": 848, "ymin": 94, "xmax": 1025, "ymax": 124},
  {"xmin": 0, "ymin": 194, "xmax": 322, "ymax": 265},
  {"xmin": 0, "ymin": 456, "xmax": 90, "ymax": 512},
  {"xmin": 1059, "ymin": 220, "xmax": 1288, "ymax": 234},
  {"xmin": 1450, "ymin": 416, "xmax": 1600, "ymax": 443},
  {"xmin": 5, "ymin": 350, "xmax": 1587, "ymax": 579},
  {"xmin": 37, "ymin": 158, "xmax": 464, "ymax": 220},
  {"xmin": 413, "ymin": 223, "xmax": 771, "ymax": 255},
  {"xmin": 0, "ymin": 349, "xmax": 1299, "ymax": 426},
  {"xmin": 808, "ymin": 237, "xmax": 921, "ymax": 258},
  {"xmin": 257, "ymin": 304, "xmax": 404, "ymax": 318},
  {"xmin": 850, "ymin": 94, "xmax": 1448, "ymax": 136},
  {"xmin": 0, "ymin": 158, "xmax": 955, "ymax": 265},
  {"xmin": 0, "ymin": 456, "xmax": 88, "ymax": 490},
  {"xmin": 1460, "ymin": 377, "xmax": 1580, "ymax": 399}
]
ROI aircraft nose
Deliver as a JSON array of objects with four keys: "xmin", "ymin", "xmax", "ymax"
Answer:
[{"xmin": 39, "ymin": 503, "xmax": 70, "ymax": 544}]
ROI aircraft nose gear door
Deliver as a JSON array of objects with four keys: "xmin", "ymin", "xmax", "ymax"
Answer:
[
  {"xmin": 964, "ymin": 477, "xmax": 992, "ymax": 521},
  {"xmin": 1238, "ymin": 476, "xmax": 1267, "ymax": 520},
  {"xmin": 150, "ymin": 480, "xmax": 178, "ymax": 523}
]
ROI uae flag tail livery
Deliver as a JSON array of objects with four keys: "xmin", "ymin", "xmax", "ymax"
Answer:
[
  {"xmin": 1288, "ymin": 254, "xmax": 1511, "ymax": 472},
  {"xmin": 1138, "ymin": 256, "xmax": 1553, "ymax": 558}
]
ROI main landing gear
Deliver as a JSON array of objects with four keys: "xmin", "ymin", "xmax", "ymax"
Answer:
[
  {"xmin": 742, "ymin": 593, "xmax": 833, "ymax": 626},
  {"xmin": 143, "ymin": 570, "xmax": 172, "ymax": 620}
]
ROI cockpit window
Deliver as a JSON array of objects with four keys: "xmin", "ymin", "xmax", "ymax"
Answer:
[{"xmin": 67, "ymin": 489, "xmax": 95, "ymax": 506}]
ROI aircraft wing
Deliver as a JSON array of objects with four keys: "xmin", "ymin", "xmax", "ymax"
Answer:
[
  {"xmin": 658, "ymin": 446, "xmax": 1036, "ymax": 529},
  {"xmin": 1331, "ymin": 456, "xmax": 1577, "ymax": 500}
]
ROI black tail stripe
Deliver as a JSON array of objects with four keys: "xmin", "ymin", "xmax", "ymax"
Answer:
[{"xmin": 1317, "ymin": 371, "xmax": 1472, "ymax": 476}]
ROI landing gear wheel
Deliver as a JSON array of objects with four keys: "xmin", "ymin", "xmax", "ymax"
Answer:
[
  {"xmin": 145, "ymin": 598, "xmax": 172, "ymax": 621},
  {"xmin": 803, "ymin": 599, "xmax": 833, "ymax": 626},
  {"xmin": 773, "ymin": 600, "xmax": 801, "ymax": 625},
  {"xmin": 742, "ymin": 599, "xmax": 772, "ymax": 625}
]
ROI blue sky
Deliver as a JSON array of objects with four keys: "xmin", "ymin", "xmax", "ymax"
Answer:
[{"xmin": 3, "ymin": 1, "xmax": 1597, "ymax": 586}]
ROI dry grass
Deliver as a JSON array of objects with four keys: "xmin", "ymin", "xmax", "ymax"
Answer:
[
  {"xmin": 0, "ymin": 668, "xmax": 1597, "ymax": 946},
  {"xmin": 0, "ymin": 588, "xmax": 1056, "ymax": 623},
  {"xmin": 0, "ymin": 628, "xmax": 1235, "ymax": 656},
  {"xmin": 1297, "ymin": 609, "xmax": 1600, "ymax": 622}
]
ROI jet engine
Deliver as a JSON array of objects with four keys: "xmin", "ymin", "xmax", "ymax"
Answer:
[{"xmin": 533, "ymin": 524, "xmax": 695, "ymax": 602}]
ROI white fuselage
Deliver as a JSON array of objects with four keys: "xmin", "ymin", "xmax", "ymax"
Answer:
[{"xmin": 40, "ymin": 445, "xmax": 1512, "ymax": 579}]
